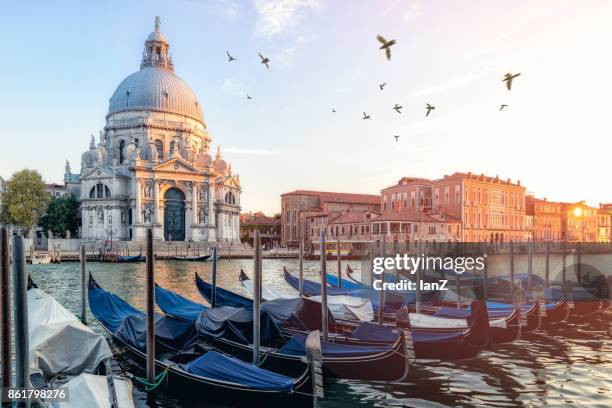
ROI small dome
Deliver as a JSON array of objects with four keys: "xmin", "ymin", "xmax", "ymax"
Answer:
[
  {"xmin": 108, "ymin": 67, "xmax": 204, "ymax": 123},
  {"xmin": 147, "ymin": 30, "xmax": 168, "ymax": 43}
]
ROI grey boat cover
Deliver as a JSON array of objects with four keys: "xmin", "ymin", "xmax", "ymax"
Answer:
[{"xmin": 28, "ymin": 288, "xmax": 135, "ymax": 408}]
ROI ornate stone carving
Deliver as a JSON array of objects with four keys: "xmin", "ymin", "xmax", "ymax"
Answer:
[
  {"xmin": 143, "ymin": 181, "xmax": 153, "ymax": 198},
  {"xmin": 96, "ymin": 206, "xmax": 104, "ymax": 224},
  {"xmin": 199, "ymin": 183, "xmax": 209, "ymax": 200},
  {"xmin": 142, "ymin": 203, "xmax": 153, "ymax": 223},
  {"xmin": 121, "ymin": 209, "xmax": 127, "ymax": 224},
  {"xmin": 198, "ymin": 206, "xmax": 208, "ymax": 224}
]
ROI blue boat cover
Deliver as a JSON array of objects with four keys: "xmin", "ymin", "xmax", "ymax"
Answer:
[
  {"xmin": 195, "ymin": 306, "xmax": 285, "ymax": 345},
  {"xmin": 156, "ymin": 284, "xmax": 207, "ymax": 321},
  {"xmin": 196, "ymin": 273, "xmax": 253, "ymax": 308},
  {"xmin": 325, "ymin": 273, "xmax": 368, "ymax": 290},
  {"xmin": 88, "ymin": 282, "xmax": 143, "ymax": 332},
  {"xmin": 180, "ymin": 350, "xmax": 294, "ymax": 393},
  {"xmin": 278, "ymin": 333, "xmax": 392, "ymax": 357},
  {"xmin": 89, "ymin": 282, "xmax": 198, "ymax": 351},
  {"xmin": 350, "ymin": 322, "xmax": 400, "ymax": 343},
  {"xmin": 194, "ymin": 298, "xmax": 336, "ymax": 345},
  {"xmin": 115, "ymin": 314, "xmax": 197, "ymax": 352}
]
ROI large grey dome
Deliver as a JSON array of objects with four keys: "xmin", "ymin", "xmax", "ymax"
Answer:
[{"xmin": 108, "ymin": 67, "xmax": 204, "ymax": 123}]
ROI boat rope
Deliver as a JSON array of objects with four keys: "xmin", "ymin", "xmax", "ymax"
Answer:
[
  {"xmin": 253, "ymin": 350, "xmax": 270, "ymax": 367},
  {"xmin": 131, "ymin": 367, "xmax": 170, "ymax": 391}
]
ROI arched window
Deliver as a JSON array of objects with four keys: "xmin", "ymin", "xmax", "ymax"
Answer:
[
  {"xmin": 89, "ymin": 183, "xmax": 111, "ymax": 199},
  {"xmin": 155, "ymin": 140, "xmax": 163, "ymax": 160},
  {"xmin": 169, "ymin": 141, "xmax": 175, "ymax": 156},
  {"xmin": 224, "ymin": 192, "xmax": 236, "ymax": 205},
  {"xmin": 119, "ymin": 140, "xmax": 126, "ymax": 164}
]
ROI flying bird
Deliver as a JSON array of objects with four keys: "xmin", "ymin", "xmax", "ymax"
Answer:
[
  {"xmin": 499, "ymin": 104, "xmax": 508, "ymax": 111},
  {"xmin": 394, "ymin": 135, "xmax": 400, "ymax": 141},
  {"xmin": 425, "ymin": 103, "xmax": 435, "ymax": 117},
  {"xmin": 379, "ymin": 82, "xmax": 387, "ymax": 90},
  {"xmin": 246, "ymin": 94, "xmax": 252, "ymax": 100},
  {"xmin": 258, "ymin": 52, "xmax": 270, "ymax": 69},
  {"xmin": 226, "ymin": 50, "xmax": 236, "ymax": 62},
  {"xmin": 502, "ymin": 73, "xmax": 521, "ymax": 90},
  {"xmin": 363, "ymin": 112, "xmax": 371, "ymax": 120},
  {"xmin": 393, "ymin": 104, "xmax": 403, "ymax": 114},
  {"xmin": 376, "ymin": 35, "xmax": 396, "ymax": 61}
]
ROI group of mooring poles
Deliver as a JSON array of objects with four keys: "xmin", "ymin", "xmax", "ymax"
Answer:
[{"xmin": 0, "ymin": 227, "xmax": 31, "ymax": 408}]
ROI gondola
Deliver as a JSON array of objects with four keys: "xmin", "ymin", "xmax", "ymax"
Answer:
[
  {"xmin": 302, "ymin": 269, "xmax": 523, "ymax": 344},
  {"xmin": 282, "ymin": 267, "xmax": 443, "ymax": 313},
  {"xmin": 239, "ymin": 270, "xmax": 375, "ymax": 322},
  {"xmin": 172, "ymin": 254, "xmax": 212, "ymax": 262},
  {"xmin": 346, "ymin": 265, "xmax": 567, "ymax": 328},
  {"xmin": 88, "ymin": 273, "xmax": 317, "ymax": 405},
  {"xmin": 190, "ymin": 273, "xmax": 491, "ymax": 360},
  {"xmin": 27, "ymin": 276, "xmax": 135, "ymax": 408},
  {"xmin": 116, "ymin": 254, "xmax": 144, "ymax": 263},
  {"xmin": 156, "ymin": 283, "xmax": 409, "ymax": 381}
]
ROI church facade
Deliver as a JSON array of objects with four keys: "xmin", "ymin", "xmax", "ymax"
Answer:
[{"xmin": 64, "ymin": 18, "xmax": 241, "ymax": 242}]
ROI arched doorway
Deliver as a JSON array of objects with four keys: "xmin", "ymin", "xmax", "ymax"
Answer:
[{"xmin": 164, "ymin": 188, "xmax": 185, "ymax": 241}]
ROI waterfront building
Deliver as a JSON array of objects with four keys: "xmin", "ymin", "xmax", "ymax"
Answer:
[
  {"xmin": 380, "ymin": 172, "xmax": 529, "ymax": 243},
  {"xmin": 281, "ymin": 190, "xmax": 380, "ymax": 247},
  {"xmin": 560, "ymin": 201, "xmax": 598, "ymax": 242},
  {"xmin": 240, "ymin": 212, "xmax": 280, "ymax": 249},
  {"xmin": 64, "ymin": 18, "xmax": 241, "ymax": 243},
  {"xmin": 599, "ymin": 204, "xmax": 612, "ymax": 243},
  {"xmin": 526, "ymin": 196, "xmax": 562, "ymax": 241}
]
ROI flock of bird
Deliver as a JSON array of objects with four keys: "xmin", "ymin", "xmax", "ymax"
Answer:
[{"xmin": 225, "ymin": 35, "xmax": 521, "ymax": 142}]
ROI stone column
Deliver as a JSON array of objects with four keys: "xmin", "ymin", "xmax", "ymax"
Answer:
[
  {"xmin": 192, "ymin": 184, "xmax": 198, "ymax": 223},
  {"xmin": 134, "ymin": 179, "xmax": 142, "ymax": 224},
  {"xmin": 153, "ymin": 181, "xmax": 160, "ymax": 224},
  {"xmin": 208, "ymin": 180, "xmax": 216, "ymax": 242}
]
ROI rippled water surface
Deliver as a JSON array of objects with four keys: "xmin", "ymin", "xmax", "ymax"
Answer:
[{"xmin": 28, "ymin": 255, "xmax": 611, "ymax": 407}]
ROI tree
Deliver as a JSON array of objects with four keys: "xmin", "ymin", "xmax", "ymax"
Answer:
[
  {"xmin": 38, "ymin": 195, "xmax": 80, "ymax": 238},
  {"xmin": 0, "ymin": 169, "xmax": 50, "ymax": 232}
]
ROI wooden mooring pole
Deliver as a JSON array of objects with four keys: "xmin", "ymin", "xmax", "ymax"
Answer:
[
  {"xmin": 320, "ymin": 230, "xmax": 329, "ymax": 341},
  {"xmin": 80, "ymin": 244, "xmax": 87, "ymax": 324},
  {"xmin": 253, "ymin": 230, "xmax": 262, "ymax": 364},
  {"xmin": 145, "ymin": 229, "xmax": 155, "ymax": 384},
  {"xmin": 0, "ymin": 228, "xmax": 11, "ymax": 393},
  {"xmin": 13, "ymin": 235, "xmax": 30, "ymax": 408}
]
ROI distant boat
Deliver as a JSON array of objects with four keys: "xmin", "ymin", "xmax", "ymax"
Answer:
[
  {"xmin": 116, "ymin": 255, "xmax": 144, "ymax": 263},
  {"xmin": 172, "ymin": 254, "xmax": 212, "ymax": 262},
  {"xmin": 31, "ymin": 253, "xmax": 51, "ymax": 264}
]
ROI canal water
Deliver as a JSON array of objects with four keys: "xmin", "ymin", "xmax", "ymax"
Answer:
[{"xmin": 28, "ymin": 255, "xmax": 611, "ymax": 407}]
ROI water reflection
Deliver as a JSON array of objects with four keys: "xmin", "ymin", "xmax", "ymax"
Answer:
[{"xmin": 28, "ymin": 258, "xmax": 611, "ymax": 408}]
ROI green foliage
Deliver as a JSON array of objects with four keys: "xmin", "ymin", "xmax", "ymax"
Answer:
[
  {"xmin": 0, "ymin": 169, "xmax": 50, "ymax": 230},
  {"xmin": 39, "ymin": 195, "xmax": 80, "ymax": 238}
]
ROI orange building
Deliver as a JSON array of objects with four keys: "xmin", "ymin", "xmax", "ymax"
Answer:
[
  {"xmin": 526, "ymin": 196, "xmax": 562, "ymax": 241},
  {"xmin": 379, "ymin": 172, "xmax": 529, "ymax": 243},
  {"xmin": 598, "ymin": 203, "xmax": 612, "ymax": 243},
  {"xmin": 560, "ymin": 201, "xmax": 599, "ymax": 242}
]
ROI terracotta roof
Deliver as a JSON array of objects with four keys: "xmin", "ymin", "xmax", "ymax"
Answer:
[
  {"xmin": 382, "ymin": 177, "xmax": 432, "ymax": 191},
  {"xmin": 282, "ymin": 190, "xmax": 380, "ymax": 205},
  {"xmin": 433, "ymin": 172, "xmax": 524, "ymax": 187}
]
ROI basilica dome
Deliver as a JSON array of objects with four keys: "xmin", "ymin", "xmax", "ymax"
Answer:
[
  {"xmin": 108, "ymin": 68, "xmax": 203, "ymax": 122},
  {"xmin": 107, "ymin": 18, "xmax": 204, "ymax": 124}
]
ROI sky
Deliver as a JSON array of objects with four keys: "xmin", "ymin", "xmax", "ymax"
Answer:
[{"xmin": 1, "ymin": 0, "xmax": 611, "ymax": 214}]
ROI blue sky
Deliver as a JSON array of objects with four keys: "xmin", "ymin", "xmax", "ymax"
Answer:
[{"xmin": 1, "ymin": 0, "xmax": 611, "ymax": 213}]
